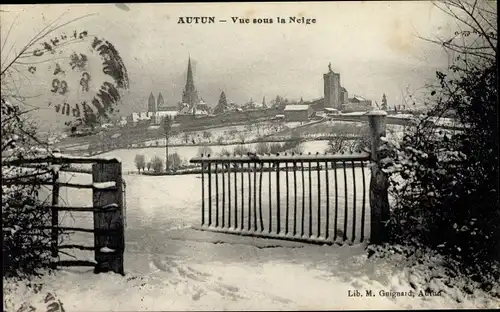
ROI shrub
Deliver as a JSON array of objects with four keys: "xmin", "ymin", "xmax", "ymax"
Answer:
[
  {"xmin": 134, "ymin": 154, "xmax": 146, "ymax": 172},
  {"xmin": 288, "ymin": 144, "xmax": 304, "ymax": 154},
  {"xmin": 380, "ymin": 59, "xmax": 499, "ymax": 287},
  {"xmin": 3, "ymin": 169, "xmax": 55, "ymax": 278},
  {"xmin": 237, "ymin": 132, "xmax": 246, "ymax": 143},
  {"xmin": 255, "ymin": 142, "xmax": 270, "ymax": 155},
  {"xmin": 269, "ymin": 142, "xmax": 283, "ymax": 154},
  {"xmin": 234, "ymin": 144, "xmax": 250, "ymax": 156},
  {"xmin": 325, "ymin": 137, "xmax": 346, "ymax": 154},
  {"xmin": 151, "ymin": 156, "xmax": 163, "ymax": 173},
  {"xmin": 227, "ymin": 129, "xmax": 239, "ymax": 138},
  {"xmin": 182, "ymin": 132, "xmax": 190, "ymax": 144},
  {"xmin": 168, "ymin": 153, "xmax": 183, "ymax": 170},
  {"xmin": 202, "ymin": 131, "xmax": 212, "ymax": 141},
  {"xmin": 198, "ymin": 145, "xmax": 213, "ymax": 157},
  {"xmin": 351, "ymin": 134, "xmax": 371, "ymax": 153},
  {"xmin": 2, "ymin": 98, "xmax": 63, "ymax": 278},
  {"xmin": 219, "ymin": 148, "xmax": 231, "ymax": 157}
]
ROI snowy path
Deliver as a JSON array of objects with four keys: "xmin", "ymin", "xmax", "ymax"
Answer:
[{"xmin": 5, "ymin": 168, "xmax": 499, "ymax": 311}]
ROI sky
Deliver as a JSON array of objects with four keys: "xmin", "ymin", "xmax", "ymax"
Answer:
[{"xmin": 1, "ymin": 2, "xmax": 458, "ymax": 132}]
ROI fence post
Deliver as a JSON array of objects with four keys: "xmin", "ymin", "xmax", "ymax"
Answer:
[
  {"xmin": 50, "ymin": 169, "xmax": 60, "ymax": 269},
  {"xmin": 367, "ymin": 111, "xmax": 390, "ymax": 244},
  {"xmin": 92, "ymin": 162, "xmax": 125, "ymax": 275}
]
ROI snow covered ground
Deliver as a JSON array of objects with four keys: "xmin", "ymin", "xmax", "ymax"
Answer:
[
  {"xmin": 142, "ymin": 121, "xmax": 307, "ymax": 148},
  {"xmin": 98, "ymin": 140, "xmax": 340, "ymax": 173},
  {"xmin": 99, "ymin": 144, "xmax": 262, "ymax": 172},
  {"xmin": 4, "ymin": 167, "xmax": 499, "ymax": 311}
]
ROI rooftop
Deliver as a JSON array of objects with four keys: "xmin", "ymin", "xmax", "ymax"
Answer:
[{"xmin": 284, "ymin": 104, "xmax": 310, "ymax": 111}]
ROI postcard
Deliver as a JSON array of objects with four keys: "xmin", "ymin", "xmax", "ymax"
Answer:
[{"xmin": 2, "ymin": 2, "xmax": 498, "ymax": 311}]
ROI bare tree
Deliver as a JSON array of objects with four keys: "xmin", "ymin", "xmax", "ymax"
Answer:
[
  {"xmin": 1, "ymin": 10, "xmax": 130, "ymax": 278},
  {"xmin": 1, "ymin": 11, "xmax": 130, "ymax": 132},
  {"xmin": 162, "ymin": 116, "xmax": 174, "ymax": 171},
  {"xmin": 423, "ymin": 0, "xmax": 496, "ymax": 67}
]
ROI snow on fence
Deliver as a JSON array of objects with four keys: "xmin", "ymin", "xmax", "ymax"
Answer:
[
  {"xmin": 190, "ymin": 112, "xmax": 391, "ymax": 245},
  {"xmin": 2, "ymin": 155, "xmax": 126, "ymax": 275}
]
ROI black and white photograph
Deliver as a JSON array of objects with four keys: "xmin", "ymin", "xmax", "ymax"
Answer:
[{"xmin": 1, "ymin": 1, "xmax": 499, "ymax": 310}]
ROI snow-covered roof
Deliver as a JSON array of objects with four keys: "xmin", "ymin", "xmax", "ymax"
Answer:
[
  {"xmin": 284, "ymin": 104, "xmax": 310, "ymax": 111},
  {"xmin": 324, "ymin": 108, "xmax": 339, "ymax": 112},
  {"xmin": 390, "ymin": 114, "xmax": 414, "ymax": 120},
  {"xmin": 131, "ymin": 112, "xmax": 152, "ymax": 122},
  {"xmin": 194, "ymin": 110, "xmax": 208, "ymax": 115},
  {"xmin": 351, "ymin": 95, "xmax": 368, "ymax": 102},
  {"xmin": 341, "ymin": 111, "xmax": 367, "ymax": 116},
  {"xmin": 156, "ymin": 111, "xmax": 178, "ymax": 117}
]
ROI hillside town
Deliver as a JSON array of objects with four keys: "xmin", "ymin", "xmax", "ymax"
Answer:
[{"xmin": 77, "ymin": 58, "xmax": 416, "ymax": 138}]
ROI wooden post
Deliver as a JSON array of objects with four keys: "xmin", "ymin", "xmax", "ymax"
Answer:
[
  {"xmin": 50, "ymin": 170, "xmax": 60, "ymax": 269},
  {"xmin": 92, "ymin": 162, "xmax": 125, "ymax": 275},
  {"xmin": 122, "ymin": 181, "xmax": 127, "ymax": 229},
  {"xmin": 367, "ymin": 111, "xmax": 390, "ymax": 244}
]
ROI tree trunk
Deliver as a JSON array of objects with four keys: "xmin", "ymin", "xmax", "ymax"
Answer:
[{"xmin": 165, "ymin": 135, "xmax": 169, "ymax": 172}]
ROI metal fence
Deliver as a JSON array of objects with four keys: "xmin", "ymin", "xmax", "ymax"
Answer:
[
  {"xmin": 190, "ymin": 112, "xmax": 390, "ymax": 245},
  {"xmin": 190, "ymin": 153, "xmax": 371, "ymax": 245}
]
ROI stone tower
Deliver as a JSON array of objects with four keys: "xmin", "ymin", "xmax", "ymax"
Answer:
[
  {"xmin": 323, "ymin": 63, "xmax": 341, "ymax": 110},
  {"xmin": 182, "ymin": 57, "xmax": 199, "ymax": 113},
  {"xmin": 148, "ymin": 92, "xmax": 156, "ymax": 113}
]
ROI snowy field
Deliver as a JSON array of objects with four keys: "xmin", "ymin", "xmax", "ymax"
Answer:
[
  {"xmin": 97, "ymin": 140, "xmax": 334, "ymax": 173},
  {"xmin": 142, "ymin": 121, "xmax": 307, "ymax": 148},
  {"xmin": 5, "ymin": 140, "xmax": 499, "ymax": 310},
  {"xmin": 98, "ymin": 144, "xmax": 259, "ymax": 172},
  {"xmin": 4, "ymin": 164, "xmax": 499, "ymax": 311}
]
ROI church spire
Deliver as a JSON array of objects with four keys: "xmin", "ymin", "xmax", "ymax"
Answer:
[
  {"xmin": 186, "ymin": 57, "xmax": 194, "ymax": 90},
  {"xmin": 182, "ymin": 56, "xmax": 199, "ymax": 112}
]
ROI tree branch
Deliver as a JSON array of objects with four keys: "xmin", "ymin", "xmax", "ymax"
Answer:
[{"xmin": 1, "ymin": 13, "xmax": 95, "ymax": 76}]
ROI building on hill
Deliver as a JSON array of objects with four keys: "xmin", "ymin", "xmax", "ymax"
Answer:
[
  {"xmin": 242, "ymin": 98, "xmax": 265, "ymax": 111},
  {"xmin": 284, "ymin": 104, "xmax": 313, "ymax": 122},
  {"xmin": 341, "ymin": 87, "xmax": 349, "ymax": 104},
  {"xmin": 195, "ymin": 98, "xmax": 211, "ymax": 115},
  {"xmin": 177, "ymin": 57, "xmax": 213, "ymax": 118},
  {"xmin": 148, "ymin": 93, "xmax": 157, "ymax": 113},
  {"xmin": 227, "ymin": 102, "xmax": 243, "ymax": 112},
  {"xmin": 309, "ymin": 63, "xmax": 350, "ymax": 111},
  {"xmin": 127, "ymin": 110, "xmax": 179, "ymax": 126},
  {"xmin": 324, "ymin": 63, "xmax": 341, "ymax": 110},
  {"xmin": 306, "ymin": 63, "xmax": 373, "ymax": 113},
  {"xmin": 128, "ymin": 112, "xmax": 151, "ymax": 125},
  {"xmin": 179, "ymin": 99, "xmax": 210, "ymax": 116},
  {"xmin": 342, "ymin": 95, "xmax": 373, "ymax": 112},
  {"xmin": 181, "ymin": 57, "xmax": 200, "ymax": 113}
]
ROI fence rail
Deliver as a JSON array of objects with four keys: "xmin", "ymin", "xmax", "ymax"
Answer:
[{"xmin": 2, "ymin": 154, "xmax": 125, "ymax": 275}]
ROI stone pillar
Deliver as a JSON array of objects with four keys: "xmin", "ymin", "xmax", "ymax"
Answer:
[{"xmin": 367, "ymin": 111, "xmax": 390, "ymax": 244}]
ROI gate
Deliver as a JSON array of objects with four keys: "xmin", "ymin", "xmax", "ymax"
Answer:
[
  {"xmin": 190, "ymin": 111, "xmax": 390, "ymax": 245},
  {"xmin": 2, "ymin": 154, "xmax": 125, "ymax": 275}
]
